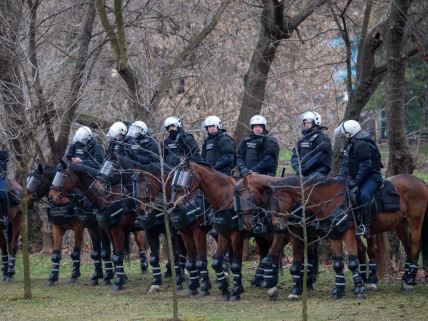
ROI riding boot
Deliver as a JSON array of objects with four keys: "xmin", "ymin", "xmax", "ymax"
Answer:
[
  {"xmin": 6, "ymin": 254, "xmax": 16, "ymax": 281},
  {"xmin": 367, "ymin": 259, "xmax": 378, "ymax": 285},
  {"xmin": 139, "ymin": 250, "xmax": 148, "ymax": 274},
  {"xmin": 211, "ymin": 258, "xmax": 230, "ymax": 300},
  {"xmin": 251, "ymin": 259, "xmax": 264, "ymax": 287},
  {"xmin": 89, "ymin": 251, "xmax": 103, "ymax": 285},
  {"xmin": 197, "ymin": 257, "xmax": 211, "ymax": 296},
  {"xmin": 230, "ymin": 259, "xmax": 244, "ymax": 301},
  {"xmin": 112, "ymin": 253, "xmax": 125, "ymax": 290},
  {"xmin": 70, "ymin": 249, "xmax": 81, "ymax": 284},
  {"xmin": 2, "ymin": 254, "xmax": 8, "ymax": 280},
  {"xmin": 185, "ymin": 259, "xmax": 199, "ymax": 295},
  {"xmin": 356, "ymin": 204, "xmax": 371, "ymax": 237},
  {"xmin": 48, "ymin": 250, "xmax": 61, "ymax": 285},
  {"xmin": 150, "ymin": 256, "xmax": 162, "ymax": 286},
  {"xmin": 331, "ymin": 256, "xmax": 345, "ymax": 299},
  {"xmin": 348, "ymin": 255, "xmax": 366, "ymax": 298}
]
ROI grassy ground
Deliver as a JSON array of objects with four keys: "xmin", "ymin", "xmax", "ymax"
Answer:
[{"xmin": 1, "ymin": 255, "xmax": 428, "ymax": 321}]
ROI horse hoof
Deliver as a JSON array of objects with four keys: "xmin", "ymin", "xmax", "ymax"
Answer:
[
  {"xmin": 366, "ymin": 283, "xmax": 377, "ymax": 291},
  {"xmin": 86, "ymin": 279, "xmax": 99, "ymax": 286},
  {"xmin": 103, "ymin": 280, "xmax": 111, "ymax": 286},
  {"xmin": 149, "ymin": 285, "xmax": 161, "ymax": 293},
  {"xmin": 251, "ymin": 279, "xmax": 262, "ymax": 288},
  {"xmin": 186, "ymin": 289, "xmax": 198, "ymax": 296},
  {"xmin": 176, "ymin": 284, "xmax": 184, "ymax": 291},
  {"xmin": 221, "ymin": 290, "xmax": 230, "ymax": 301},
  {"xmin": 112, "ymin": 284, "xmax": 123, "ymax": 291},
  {"xmin": 288, "ymin": 293, "xmax": 300, "ymax": 301},
  {"xmin": 5, "ymin": 276, "xmax": 13, "ymax": 282},
  {"xmin": 357, "ymin": 293, "xmax": 367, "ymax": 299},
  {"xmin": 268, "ymin": 287, "xmax": 278, "ymax": 301},
  {"xmin": 331, "ymin": 294, "xmax": 343, "ymax": 300},
  {"xmin": 69, "ymin": 278, "xmax": 78, "ymax": 285},
  {"xmin": 199, "ymin": 290, "xmax": 210, "ymax": 297},
  {"xmin": 230, "ymin": 294, "xmax": 240, "ymax": 302},
  {"xmin": 401, "ymin": 283, "xmax": 414, "ymax": 293},
  {"xmin": 141, "ymin": 269, "xmax": 148, "ymax": 275},
  {"xmin": 46, "ymin": 280, "xmax": 57, "ymax": 287}
]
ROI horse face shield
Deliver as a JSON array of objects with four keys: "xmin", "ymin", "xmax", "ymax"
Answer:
[
  {"xmin": 171, "ymin": 169, "xmax": 193, "ymax": 203},
  {"xmin": 26, "ymin": 175, "xmax": 41, "ymax": 193},
  {"xmin": 234, "ymin": 186, "xmax": 256, "ymax": 230},
  {"xmin": 51, "ymin": 171, "xmax": 66, "ymax": 189}
]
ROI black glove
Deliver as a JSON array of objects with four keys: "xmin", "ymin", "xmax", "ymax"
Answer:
[
  {"xmin": 241, "ymin": 168, "xmax": 252, "ymax": 177},
  {"xmin": 347, "ymin": 179, "xmax": 357, "ymax": 189}
]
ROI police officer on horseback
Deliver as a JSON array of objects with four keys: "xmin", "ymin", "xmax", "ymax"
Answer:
[
  {"xmin": 201, "ymin": 116, "xmax": 235, "ymax": 175},
  {"xmin": 105, "ymin": 121, "xmax": 128, "ymax": 158},
  {"xmin": 236, "ymin": 115, "xmax": 279, "ymax": 177},
  {"xmin": 123, "ymin": 121, "xmax": 159, "ymax": 166},
  {"xmin": 0, "ymin": 146, "xmax": 9, "ymax": 228},
  {"xmin": 340, "ymin": 120, "xmax": 383, "ymax": 237},
  {"xmin": 65, "ymin": 126, "xmax": 104, "ymax": 170},
  {"xmin": 163, "ymin": 116, "xmax": 200, "ymax": 169},
  {"xmin": 291, "ymin": 111, "xmax": 332, "ymax": 178}
]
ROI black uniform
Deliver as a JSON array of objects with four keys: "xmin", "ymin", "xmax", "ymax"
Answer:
[
  {"xmin": 0, "ymin": 148, "xmax": 9, "ymax": 226},
  {"xmin": 123, "ymin": 135, "xmax": 159, "ymax": 166},
  {"xmin": 236, "ymin": 133, "xmax": 279, "ymax": 176},
  {"xmin": 65, "ymin": 139, "xmax": 104, "ymax": 169},
  {"xmin": 201, "ymin": 129, "xmax": 235, "ymax": 175},
  {"xmin": 163, "ymin": 128, "xmax": 201, "ymax": 169},
  {"xmin": 291, "ymin": 127, "xmax": 332, "ymax": 177}
]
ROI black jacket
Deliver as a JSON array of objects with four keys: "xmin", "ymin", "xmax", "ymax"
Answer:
[
  {"xmin": 201, "ymin": 129, "xmax": 235, "ymax": 175},
  {"xmin": 123, "ymin": 135, "xmax": 159, "ymax": 165},
  {"xmin": 0, "ymin": 148, "xmax": 9, "ymax": 177},
  {"xmin": 236, "ymin": 133, "xmax": 279, "ymax": 176},
  {"xmin": 65, "ymin": 139, "xmax": 104, "ymax": 169},
  {"xmin": 291, "ymin": 128, "xmax": 332, "ymax": 176},
  {"xmin": 163, "ymin": 129, "xmax": 201, "ymax": 168}
]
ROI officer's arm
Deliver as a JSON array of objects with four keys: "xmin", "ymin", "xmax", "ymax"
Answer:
[
  {"xmin": 354, "ymin": 142, "xmax": 372, "ymax": 185},
  {"xmin": 201, "ymin": 140, "xmax": 207, "ymax": 163},
  {"xmin": 82, "ymin": 144, "xmax": 105, "ymax": 169},
  {"xmin": 214, "ymin": 136, "xmax": 234, "ymax": 170},
  {"xmin": 184, "ymin": 135, "xmax": 201, "ymax": 162},
  {"xmin": 290, "ymin": 147, "xmax": 300, "ymax": 174},
  {"xmin": 252, "ymin": 139, "xmax": 279, "ymax": 173},
  {"xmin": 236, "ymin": 140, "xmax": 247, "ymax": 172},
  {"xmin": 65, "ymin": 144, "xmax": 75, "ymax": 160},
  {"xmin": 301, "ymin": 137, "xmax": 332, "ymax": 173}
]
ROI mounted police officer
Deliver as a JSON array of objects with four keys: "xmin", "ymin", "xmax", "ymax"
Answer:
[
  {"xmin": 105, "ymin": 121, "xmax": 128, "ymax": 158},
  {"xmin": 163, "ymin": 116, "xmax": 200, "ymax": 169},
  {"xmin": 201, "ymin": 116, "xmax": 235, "ymax": 175},
  {"xmin": 0, "ymin": 146, "xmax": 9, "ymax": 228},
  {"xmin": 65, "ymin": 126, "xmax": 104, "ymax": 170},
  {"xmin": 340, "ymin": 120, "xmax": 383, "ymax": 237},
  {"xmin": 291, "ymin": 111, "xmax": 332, "ymax": 178},
  {"xmin": 123, "ymin": 121, "xmax": 159, "ymax": 166},
  {"xmin": 236, "ymin": 115, "xmax": 279, "ymax": 177}
]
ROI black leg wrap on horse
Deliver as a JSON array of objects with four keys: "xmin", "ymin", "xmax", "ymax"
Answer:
[
  {"xmin": 7, "ymin": 255, "xmax": 16, "ymax": 279},
  {"xmin": 1, "ymin": 254, "xmax": 8, "ymax": 277},
  {"xmin": 49, "ymin": 250, "xmax": 61, "ymax": 282},
  {"xmin": 197, "ymin": 257, "xmax": 211, "ymax": 292},
  {"xmin": 405, "ymin": 261, "xmax": 418, "ymax": 286},
  {"xmin": 402, "ymin": 259, "xmax": 411, "ymax": 282},
  {"xmin": 348, "ymin": 255, "xmax": 365, "ymax": 296},
  {"xmin": 185, "ymin": 259, "xmax": 200, "ymax": 291},
  {"xmin": 164, "ymin": 260, "xmax": 171, "ymax": 278},
  {"xmin": 139, "ymin": 250, "xmax": 148, "ymax": 272},
  {"xmin": 101, "ymin": 248, "xmax": 113, "ymax": 282},
  {"xmin": 150, "ymin": 256, "xmax": 162, "ymax": 286},
  {"xmin": 368, "ymin": 259, "xmax": 378, "ymax": 284},
  {"xmin": 179, "ymin": 254, "xmax": 187, "ymax": 274},
  {"xmin": 222, "ymin": 251, "xmax": 231, "ymax": 274},
  {"xmin": 112, "ymin": 254, "xmax": 125, "ymax": 288},
  {"xmin": 290, "ymin": 261, "xmax": 303, "ymax": 296},
  {"xmin": 90, "ymin": 251, "xmax": 103, "ymax": 280},
  {"xmin": 70, "ymin": 249, "xmax": 81, "ymax": 279},
  {"xmin": 174, "ymin": 255, "xmax": 184, "ymax": 286},
  {"xmin": 359, "ymin": 262, "xmax": 368, "ymax": 283},
  {"xmin": 303, "ymin": 261, "xmax": 316, "ymax": 290},
  {"xmin": 230, "ymin": 260, "xmax": 244, "ymax": 295},
  {"xmin": 260, "ymin": 256, "xmax": 278, "ymax": 289},
  {"xmin": 331, "ymin": 256, "xmax": 345, "ymax": 298},
  {"xmin": 252, "ymin": 258, "xmax": 265, "ymax": 287},
  {"xmin": 212, "ymin": 258, "xmax": 228, "ymax": 291}
]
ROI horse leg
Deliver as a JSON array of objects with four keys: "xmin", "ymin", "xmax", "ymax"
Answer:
[
  {"xmin": 146, "ymin": 227, "xmax": 162, "ymax": 292},
  {"xmin": 402, "ymin": 217, "xmax": 423, "ymax": 291},
  {"xmin": 170, "ymin": 228, "xmax": 185, "ymax": 290},
  {"xmin": 288, "ymin": 235, "xmax": 304, "ymax": 300},
  {"xmin": 195, "ymin": 226, "xmax": 210, "ymax": 297},
  {"xmin": 365, "ymin": 236, "xmax": 378, "ymax": 290},
  {"xmin": 181, "ymin": 230, "xmax": 199, "ymax": 296},
  {"xmin": 5, "ymin": 208, "xmax": 21, "ymax": 282},
  {"xmin": 0, "ymin": 229, "xmax": 7, "ymax": 281},
  {"xmin": 342, "ymin": 229, "xmax": 366, "ymax": 299},
  {"xmin": 48, "ymin": 224, "xmax": 64, "ymax": 286},
  {"xmin": 356, "ymin": 236, "xmax": 368, "ymax": 284},
  {"xmin": 100, "ymin": 228, "xmax": 113, "ymax": 286},
  {"xmin": 252, "ymin": 236, "xmax": 268, "ymax": 288},
  {"xmin": 394, "ymin": 220, "xmax": 414, "ymax": 289},
  {"xmin": 69, "ymin": 221, "xmax": 83, "ymax": 284},
  {"xmin": 212, "ymin": 234, "xmax": 231, "ymax": 300},
  {"xmin": 177, "ymin": 233, "xmax": 187, "ymax": 275},
  {"xmin": 134, "ymin": 231, "xmax": 148, "ymax": 275},
  {"xmin": 229, "ymin": 231, "xmax": 245, "ymax": 301},
  {"xmin": 110, "ymin": 226, "xmax": 126, "ymax": 291},
  {"xmin": 87, "ymin": 225, "xmax": 103, "ymax": 286}
]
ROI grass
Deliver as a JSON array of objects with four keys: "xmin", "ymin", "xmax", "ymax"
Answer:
[{"xmin": 1, "ymin": 255, "xmax": 428, "ymax": 321}]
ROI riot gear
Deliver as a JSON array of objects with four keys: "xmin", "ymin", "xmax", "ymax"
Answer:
[{"xmin": 201, "ymin": 129, "xmax": 235, "ymax": 175}]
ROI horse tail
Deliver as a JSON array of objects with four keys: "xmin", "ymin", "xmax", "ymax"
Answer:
[{"xmin": 374, "ymin": 232, "xmax": 390, "ymax": 278}]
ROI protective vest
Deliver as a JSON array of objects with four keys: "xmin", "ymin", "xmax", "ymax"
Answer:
[
  {"xmin": 203, "ymin": 131, "xmax": 235, "ymax": 175},
  {"xmin": 244, "ymin": 136, "xmax": 265, "ymax": 169}
]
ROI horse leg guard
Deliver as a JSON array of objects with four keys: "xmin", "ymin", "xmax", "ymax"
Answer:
[
  {"xmin": 222, "ymin": 251, "xmax": 231, "ymax": 275},
  {"xmin": 101, "ymin": 249, "xmax": 113, "ymax": 285},
  {"xmin": 251, "ymin": 259, "xmax": 265, "ymax": 288},
  {"xmin": 139, "ymin": 250, "xmax": 148, "ymax": 274},
  {"xmin": 404, "ymin": 261, "xmax": 418, "ymax": 288},
  {"xmin": 402, "ymin": 259, "xmax": 411, "ymax": 283},
  {"xmin": 331, "ymin": 256, "xmax": 345, "ymax": 299},
  {"xmin": 164, "ymin": 260, "xmax": 172, "ymax": 278},
  {"xmin": 367, "ymin": 259, "xmax": 378, "ymax": 285},
  {"xmin": 6, "ymin": 255, "xmax": 16, "ymax": 281},
  {"xmin": 303, "ymin": 261, "xmax": 316, "ymax": 291},
  {"xmin": 112, "ymin": 253, "xmax": 125, "ymax": 291},
  {"xmin": 174, "ymin": 255, "xmax": 185, "ymax": 290},
  {"xmin": 89, "ymin": 251, "xmax": 103, "ymax": 286},
  {"xmin": 197, "ymin": 257, "xmax": 211, "ymax": 296},
  {"xmin": 179, "ymin": 254, "xmax": 187, "ymax": 275},
  {"xmin": 359, "ymin": 261, "xmax": 368, "ymax": 283},
  {"xmin": 260, "ymin": 256, "xmax": 278, "ymax": 289},
  {"xmin": 289, "ymin": 261, "xmax": 303, "ymax": 298},
  {"xmin": 150, "ymin": 256, "xmax": 162, "ymax": 286},
  {"xmin": 1, "ymin": 254, "xmax": 8, "ymax": 281},
  {"xmin": 69, "ymin": 249, "xmax": 81, "ymax": 284},
  {"xmin": 48, "ymin": 250, "xmax": 61, "ymax": 286},
  {"xmin": 348, "ymin": 255, "xmax": 366, "ymax": 298},
  {"xmin": 212, "ymin": 258, "xmax": 230, "ymax": 300},
  {"xmin": 230, "ymin": 260, "xmax": 244, "ymax": 301},
  {"xmin": 185, "ymin": 259, "xmax": 199, "ymax": 295}
]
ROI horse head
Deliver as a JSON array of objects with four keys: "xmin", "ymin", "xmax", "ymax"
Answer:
[{"xmin": 27, "ymin": 161, "xmax": 56, "ymax": 200}]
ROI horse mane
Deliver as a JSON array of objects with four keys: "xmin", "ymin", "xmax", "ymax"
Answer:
[
  {"xmin": 191, "ymin": 161, "xmax": 230, "ymax": 179},
  {"xmin": 271, "ymin": 175, "xmax": 344, "ymax": 188},
  {"xmin": 42, "ymin": 164, "xmax": 57, "ymax": 177}
]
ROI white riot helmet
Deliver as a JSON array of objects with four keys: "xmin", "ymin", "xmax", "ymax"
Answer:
[
  {"xmin": 127, "ymin": 121, "xmax": 148, "ymax": 138},
  {"xmin": 249, "ymin": 115, "xmax": 267, "ymax": 127},
  {"xmin": 163, "ymin": 116, "xmax": 182, "ymax": 129},
  {"xmin": 301, "ymin": 111, "xmax": 322, "ymax": 126},
  {"xmin": 341, "ymin": 120, "xmax": 361, "ymax": 138},
  {"xmin": 73, "ymin": 126, "xmax": 93, "ymax": 145},
  {"xmin": 204, "ymin": 116, "xmax": 222, "ymax": 129},
  {"xmin": 106, "ymin": 121, "xmax": 127, "ymax": 141}
]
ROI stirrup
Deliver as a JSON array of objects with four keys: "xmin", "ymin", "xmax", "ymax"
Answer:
[
  {"xmin": 0, "ymin": 217, "xmax": 7, "ymax": 228},
  {"xmin": 355, "ymin": 225, "xmax": 369, "ymax": 237}
]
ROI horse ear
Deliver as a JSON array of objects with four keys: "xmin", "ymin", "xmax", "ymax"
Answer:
[{"xmin": 37, "ymin": 163, "xmax": 43, "ymax": 173}]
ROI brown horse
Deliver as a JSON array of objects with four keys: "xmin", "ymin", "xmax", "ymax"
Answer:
[
  {"xmin": 255, "ymin": 173, "xmax": 428, "ymax": 297},
  {"xmin": 0, "ymin": 178, "xmax": 22, "ymax": 282},
  {"xmin": 48, "ymin": 158, "xmax": 135, "ymax": 290},
  {"xmin": 173, "ymin": 162, "xmax": 274, "ymax": 301}
]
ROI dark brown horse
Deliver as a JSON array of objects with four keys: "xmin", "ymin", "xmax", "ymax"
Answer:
[
  {"xmin": 0, "ymin": 178, "xmax": 22, "ymax": 282},
  {"xmin": 173, "ymin": 162, "xmax": 274, "ymax": 301},
  {"xmin": 250, "ymin": 173, "xmax": 428, "ymax": 298}
]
